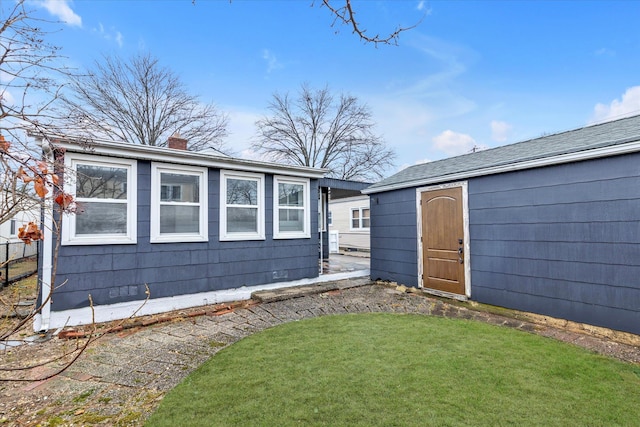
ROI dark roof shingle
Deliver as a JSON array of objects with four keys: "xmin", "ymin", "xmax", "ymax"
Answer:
[{"xmin": 365, "ymin": 114, "xmax": 640, "ymax": 194}]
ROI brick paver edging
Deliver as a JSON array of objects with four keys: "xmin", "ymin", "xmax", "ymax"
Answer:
[{"xmin": 3, "ymin": 281, "xmax": 639, "ymax": 426}]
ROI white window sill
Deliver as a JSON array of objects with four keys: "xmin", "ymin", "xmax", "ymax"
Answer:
[
  {"xmin": 62, "ymin": 235, "xmax": 137, "ymax": 246},
  {"xmin": 150, "ymin": 234, "xmax": 208, "ymax": 244},
  {"xmin": 273, "ymin": 233, "xmax": 310, "ymax": 240},
  {"xmin": 220, "ymin": 233, "xmax": 266, "ymax": 242}
]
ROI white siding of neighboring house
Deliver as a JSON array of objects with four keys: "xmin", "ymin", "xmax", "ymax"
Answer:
[
  {"xmin": 0, "ymin": 206, "xmax": 40, "ymax": 243},
  {"xmin": 0, "ymin": 205, "xmax": 41, "ymax": 262},
  {"xmin": 328, "ymin": 195, "xmax": 370, "ymax": 251}
]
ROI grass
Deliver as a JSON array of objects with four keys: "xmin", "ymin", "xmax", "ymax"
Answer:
[{"xmin": 146, "ymin": 313, "xmax": 640, "ymax": 426}]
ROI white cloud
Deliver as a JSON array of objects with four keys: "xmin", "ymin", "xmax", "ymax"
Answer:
[
  {"xmin": 262, "ymin": 49, "xmax": 283, "ymax": 74},
  {"xmin": 93, "ymin": 23, "xmax": 124, "ymax": 48},
  {"xmin": 416, "ymin": 1, "xmax": 431, "ymax": 14},
  {"xmin": 594, "ymin": 47, "xmax": 615, "ymax": 57},
  {"xmin": 223, "ymin": 108, "xmax": 264, "ymax": 158},
  {"xmin": 115, "ymin": 32, "xmax": 124, "ymax": 48},
  {"xmin": 591, "ymin": 86, "xmax": 640, "ymax": 123},
  {"xmin": 490, "ymin": 120, "xmax": 512, "ymax": 142},
  {"xmin": 397, "ymin": 158, "xmax": 431, "ymax": 172},
  {"xmin": 0, "ymin": 89, "xmax": 15, "ymax": 106},
  {"xmin": 432, "ymin": 130, "xmax": 476, "ymax": 156},
  {"xmin": 368, "ymin": 34, "xmax": 475, "ymax": 149},
  {"xmin": 0, "ymin": 70, "xmax": 13, "ymax": 84},
  {"xmin": 38, "ymin": 0, "xmax": 82, "ymax": 27}
]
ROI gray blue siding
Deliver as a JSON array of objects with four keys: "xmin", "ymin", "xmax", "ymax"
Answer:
[
  {"xmin": 469, "ymin": 153, "xmax": 640, "ymax": 335},
  {"xmin": 369, "ymin": 188, "xmax": 419, "ymax": 286},
  {"xmin": 370, "ymin": 153, "xmax": 640, "ymax": 335},
  {"xmin": 52, "ymin": 160, "xmax": 319, "ymax": 311}
]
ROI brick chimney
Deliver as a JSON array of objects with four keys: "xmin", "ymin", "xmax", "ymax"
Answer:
[{"xmin": 167, "ymin": 133, "xmax": 188, "ymax": 150}]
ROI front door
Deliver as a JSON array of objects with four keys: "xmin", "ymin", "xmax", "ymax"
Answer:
[{"xmin": 420, "ymin": 187, "xmax": 466, "ymax": 295}]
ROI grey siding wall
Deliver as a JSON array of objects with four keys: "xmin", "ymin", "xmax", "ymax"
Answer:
[
  {"xmin": 469, "ymin": 153, "xmax": 640, "ymax": 335},
  {"xmin": 370, "ymin": 188, "xmax": 419, "ymax": 286},
  {"xmin": 52, "ymin": 160, "xmax": 319, "ymax": 311}
]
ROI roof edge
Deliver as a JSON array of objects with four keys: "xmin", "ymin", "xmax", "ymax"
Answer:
[
  {"xmin": 363, "ymin": 137, "xmax": 640, "ymax": 194},
  {"xmin": 38, "ymin": 135, "xmax": 327, "ymax": 179}
]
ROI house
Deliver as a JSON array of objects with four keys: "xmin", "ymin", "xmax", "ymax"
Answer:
[
  {"xmin": 363, "ymin": 114, "xmax": 640, "ymax": 336},
  {"xmin": 317, "ymin": 178, "xmax": 371, "ymax": 255},
  {"xmin": 0, "ymin": 193, "xmax": 41, "ymax": 272},
  {"xmin": 0, "ymin": 202, "xmax": 40, "ymax": 243},
  {"xmin": 328, "ymin": 194, "xmax": 370, "ymax": 252},
  {"xmin": 33, "ymin": 134, "xmax": 340, "ymax": 331}
]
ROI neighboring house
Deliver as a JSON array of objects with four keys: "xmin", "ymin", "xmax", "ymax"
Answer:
[
  {"xmin": 317, "ymin": 178, "xmax": 371, "ymax": 257},
  {"xmin": 0, "ymin": 194, "xmax": 41, "ymax": 264},
  {"xmin": 328, "ymin": 195, "xmax": 370, "ymax": 252},
  {"xmin": 34, "ymin": 134, "xmax": 331, "ymax": 331},
  {"xmin": 0, "ymin": 205, "xmax": 40, "ymax": 243},
  {"xmin": 364, "ymin": 114, "xmax": 640, "ymax": 335}
]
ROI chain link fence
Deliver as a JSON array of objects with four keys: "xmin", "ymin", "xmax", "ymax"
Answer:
[{"xmin": 0, "ymin": 241, "xmax": 39, "ymax": 287}]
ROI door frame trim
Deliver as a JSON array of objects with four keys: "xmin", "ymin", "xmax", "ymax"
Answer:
[{"xmin": 416, "ymin": 181, "xmax": 471, "ymax": 298}]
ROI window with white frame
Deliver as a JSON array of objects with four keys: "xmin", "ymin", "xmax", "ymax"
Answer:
[
  {"xmin": 351, "ymin": 207, "xmax": 370, "ymax": 230},
  {"xmin": 62, "ymin": 154, "xmax": 137, "ymax": 245},
  {"xmin": 274, "ymin": 176, "xmax": 310, "ymax": 239},
  {"xmin": 220, "ymin": 171, "xmax": 264, "ymax": 241},
  {"xmin": 151, "ymin": 163, "xmax": 208, "ymax": 243}
]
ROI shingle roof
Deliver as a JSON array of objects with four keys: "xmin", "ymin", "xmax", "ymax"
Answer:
[{"xmin": 364, "ymin": 114, "xmax": 640, "ymax": 194}]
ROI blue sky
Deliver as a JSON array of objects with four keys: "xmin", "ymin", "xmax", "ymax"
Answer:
[{"xmin": 27, "ymin": 0, "xmax": 640, "ymax": 176}]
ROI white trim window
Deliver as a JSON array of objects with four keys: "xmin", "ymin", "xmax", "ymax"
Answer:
[
  {"xmin": 274, "ymin": 176, "xmax": 310, "ymax": 239},
  {"xmin": 220, "ymin": 171, "xmax": 265, "ymax": 241},
  {"xmin": 9, "ymin": 219, "xmax": 17, "ymax": 237},
  {"xmin": 151, "ymin": 163, "xmax": 208, "ymax": 243},
  {"xmin": 62, "ymin": 154, "xmax": 137, "ymax": 245},
  {"xmin": 350, "ymin": 207, "xmax": 370, "ymax": 230}
]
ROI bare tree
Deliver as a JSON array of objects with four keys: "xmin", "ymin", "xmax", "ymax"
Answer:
[
  {"xmin": 253, "ymin": 84, "xmax": 395, "ymax": 181},
  {"xmin": 319, "ymin": 0, "xmax": 422, "ymax": 46},
  {"xmin": 61, "ymin": 53, "xmax": 229, "ymax": 152},
  {"xmin": 0, "ymin": 1, "xmax": 142, "ymax": 383},
  {"xmin": 0, "ymin": 0, "xmax": 77, "ymax": 227},
  {"xmin": 0, "ymin": 0, "xmax": 83, "ymax": 381},
  {"xmin": 0, "ymin": 0, "xmax": 69, "ymax": 223}
]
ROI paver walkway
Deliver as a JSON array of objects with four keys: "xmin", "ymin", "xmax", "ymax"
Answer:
[{"xmin": 2, "ymin": 279, "xmax": 639, "ymax": 426}]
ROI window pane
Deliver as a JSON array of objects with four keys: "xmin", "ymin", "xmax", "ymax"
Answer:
[
  {"xmin": 227, "ymin": 179, "xmax": 257, "ymax": 205},
  {"xmin": 279, "ymin": 208, "xmax": 304, "ymax": 232},
  {"xmin": 76, "ymin": 202, "xmax": 127, "ymax": 234},
  {"xmin": 161, "ymin": 173, "xmax": 199, "ymax": 203},
  {"xmin": 160, "ymin": 205, "xmax": 200, "ymax": 233},
  {"xmin": 352, "ymin": 219, "xmax": 359, "ymax": 229},
  {"xmin": 278, "ymin": 183, "xmax": 304, "ymax": 207},
  {"xmin": 76, "ymin": 164, "xmax": 128, "ymax": 199},
  {"xmin": 352, "ymin": 210, "xmax": 360, "ymax": 220},
  {"xmin": 227, "ymin": 207, "xmax": 257, "ymax": 232},
  {"xmin": 362, "ymin": 209, "xmax": 370, "ymax": 228}
]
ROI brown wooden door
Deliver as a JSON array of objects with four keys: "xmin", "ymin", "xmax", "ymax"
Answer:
[{"xmin": 421, "ymin": 187, "xmax": 465, "ymax": 295}]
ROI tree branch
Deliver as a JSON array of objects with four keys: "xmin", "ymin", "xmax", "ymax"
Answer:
[{"xmin": 319, "ymin": 0, "xmax": 422, "ymax": 46}]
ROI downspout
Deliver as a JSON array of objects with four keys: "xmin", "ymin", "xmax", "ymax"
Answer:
[
  {"xmin": 34, "ymin": 137, "xmax": 54, "ymax": 332},
  {"xmin": 319, "ymin": 188, "xmax": 323, "ymax": 276}
]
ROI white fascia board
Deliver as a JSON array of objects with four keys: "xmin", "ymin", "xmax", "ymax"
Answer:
[
  {"xmin": 363, "ymin": 139, "xmax": 640, "ymax": 195},
  {"xmin": 49, "ymin": 139, "xmax": 327, "ymax": 179}
]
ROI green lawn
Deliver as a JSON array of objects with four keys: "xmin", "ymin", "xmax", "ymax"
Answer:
[{"xmin": 146, "ymin": 313, "xmax": 640, "ymax": 426}]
